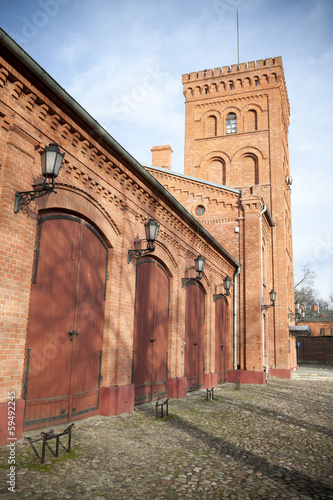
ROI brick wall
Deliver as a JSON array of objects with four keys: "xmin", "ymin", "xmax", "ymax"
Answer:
[
  {"xmin": 0, "ymin": 40, "xmax": 238, "ymax": 442},
  {"xmin": 297, "ymin": 337, "xmax": 333, "ymax": 363}
]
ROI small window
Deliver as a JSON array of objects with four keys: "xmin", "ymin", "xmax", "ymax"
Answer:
[
  {"xmin": 195, "ymin": 205, "xmax": 205, "ymax": 216},
  {"xmin": 330, "ymin": 328, "xmax": 333, "ymax": 336},
  {"xmin": 254, "ymin": 78, "xmax": 259, "ymax": 87},
  {"xmin": 226, "ymin": 113, "xmax": 237, "ymax": 134},
  {"xmin": 320, "ymin": 328, "xmax": 325, "ymax": 336}
]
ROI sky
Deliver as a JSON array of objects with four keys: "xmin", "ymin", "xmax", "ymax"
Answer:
[{"xmin": 1, "ymin": 0, "xmax": 332, "ymax": 303}]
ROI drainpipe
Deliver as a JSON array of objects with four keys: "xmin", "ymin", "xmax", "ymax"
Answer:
[
  {"xmin": 260, "ymin": 204, "xmax": 268, "ymax": 376},
  {"xmin": 233, "ymin": 265, "xmax": 241, "ymax": 370}
]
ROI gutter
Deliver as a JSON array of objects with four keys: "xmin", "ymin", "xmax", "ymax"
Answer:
[{"xmin": 0, "ymin": 28, "xmax": 239, "ymax": 270}]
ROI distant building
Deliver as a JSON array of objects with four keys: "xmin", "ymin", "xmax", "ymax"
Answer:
[{"xmin": 293, "ymin": 306, "xmax": 333, "ymax": 363}]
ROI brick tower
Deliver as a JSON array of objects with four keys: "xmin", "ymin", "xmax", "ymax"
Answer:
[{"xmin": 181, "ymin": 57, "xmax": 296, "ymax": 376}]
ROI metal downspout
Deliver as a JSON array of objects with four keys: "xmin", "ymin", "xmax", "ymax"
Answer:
[
  {"xmin": 260, "ymin": 204, "xmax": 268, "ymax": 376},
  {"xmin": 233, "ymin": 265, "xmax": 241, "ymax": 370}
]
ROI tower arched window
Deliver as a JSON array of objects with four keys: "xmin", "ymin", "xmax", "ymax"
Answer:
[{"xmin": 226, "ymin": 113, "xmax": 237, "ymax": 134}]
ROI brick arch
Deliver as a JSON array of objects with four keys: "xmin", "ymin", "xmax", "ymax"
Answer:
[
  {"xmin": 199, "ymin": 151, "xmax": 231, "ymax": 183},
  {"xmin": 146, "ymin": 240, "xmax": 177, "ymax": 276},
  {"xmin": 205, "ymin": 114, "xmax": 217, "ymax": 137},
  {"xmin": 241, "ymin": 103, "xmax": 263, "ymax": 131},
  {"xmin": 37, "ymin": 185, "xmax": 119, "ymax": 249},
  {"xmin": 198, "ymin": 108, "xmax": 220, "ymax": 137},
  {"xmin": 243, "ymin": 77, "xmax": 251, "ymax": 88},
  {"xmin": 209, "ymin": 156, "xmax": 226, "ymax": 184},
  {"xmin": 218, "ymin": 81, "xmax": 226, "ymax": 92},
  {"xmin": 239, "ymin": 153, "xmax": 259, "ymax": 186},
  {"xmin": 270, "ymin": 72, "xmax": 278, "ymax": 83},
  {"xmin": 232, "ymin": 146, "xmax": 265, "ymax": 163},
  {"xmin": 246, "ymin": 109, "xmax": 258, "ymax": 131}
]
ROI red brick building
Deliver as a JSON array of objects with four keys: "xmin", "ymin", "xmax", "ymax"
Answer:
[
  {"xmin": 147, "ymin": 56, "xmax": 296, "ymax": 380},
  {"xmin": 0, "ymin": 29, "xmax": 296, "ymax": 444}
]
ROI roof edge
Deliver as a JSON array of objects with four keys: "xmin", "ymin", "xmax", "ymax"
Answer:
[{"xmin": 0, "ymin": 28, "xmax": 240, "ymax": 270}]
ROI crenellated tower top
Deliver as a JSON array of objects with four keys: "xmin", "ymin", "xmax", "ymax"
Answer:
[{"xmin": 182, "ymin": 56, "xmax": 290, "ymax": 122}]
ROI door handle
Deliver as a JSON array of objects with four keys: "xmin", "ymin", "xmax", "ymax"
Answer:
[{"xmin": 68, "ymin": 330, "xmax": 79, "ymax": 340}]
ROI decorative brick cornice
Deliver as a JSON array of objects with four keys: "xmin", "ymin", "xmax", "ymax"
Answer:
[
  {"xmin": 0, "ymin": 60, "xmax": 238, "ymax": 276},
  {"xmin": 195, "ymin": 93, "xmax": 268, "ymax": 115},
  {"xmin": 146, "ymin": 166, "xmax": 240, "ymax": 209}
]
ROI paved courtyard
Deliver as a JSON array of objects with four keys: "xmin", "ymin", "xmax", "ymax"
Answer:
[{"xmin": 1, "ymin": 372, "xmax": 332, "ymax": 499}]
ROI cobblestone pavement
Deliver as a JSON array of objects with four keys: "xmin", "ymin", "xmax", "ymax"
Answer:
[{"xmin": 1, "ymin": 378, "xmax": 332, "ymax": 499}]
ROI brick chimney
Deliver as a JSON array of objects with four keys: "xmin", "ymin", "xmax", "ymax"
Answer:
[{"xmin": 151, "ymin": 145, "xmax": 173, "ymax": 170}]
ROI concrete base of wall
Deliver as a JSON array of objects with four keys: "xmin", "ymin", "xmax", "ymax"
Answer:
[
  {"xmin": 204, "ymin": 373, "xmax": 218, "ymax": 388},
  {"xmin": 270, "ymin": 368, "xmax": 291, "ymax": 379},
  {"xmin": 0, "ymin": 398, "xmax": 25, "ymax": 447},
  {"xmin": 99, "ymin": 384, "xmax": 135, "ymax": 416},
  {"xmin": 167, "ymin": 377, "xmax": 187, "ymax": 399},
  {"xmin": 228, "ymin": 369, "xmax": 266, "ymax": 384}
]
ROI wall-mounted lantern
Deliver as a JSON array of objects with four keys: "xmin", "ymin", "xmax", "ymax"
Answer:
[
  {"xmin": 213, "ymin": 275, "xmax": 232, "ymax": 301},
  {"xmin": 128, "ymin": 218, "xmax": 160, "ymax": 263},
  {"xmin": 182, "ymin": 254, "xmax": 205, "ymax": 288},
  {"xmin": 261, "ymin": 289, "xmax": 276, "ymax": 311},
  {"xmin": 288, "ymin": 302, "xmax": 305, "ymax": 323},
  {"xmin": 14, "ymin": 141, "xmax": 65, "ymax": 214}
]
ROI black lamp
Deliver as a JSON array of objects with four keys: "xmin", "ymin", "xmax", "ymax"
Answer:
[
  {"xmin": 128, "ymin": 218, "xmax": 160, "ymax": 263},
  {"xmin": 14, "ymin": 141, "xmax": 64, "ymax": 213},
  {"xmin": 223, "ymin": 275, "xmax": 232, "ymax": 296},
  {"xmin": 182, "ymin": 255, "xmax": 205, "ymax": 287},
  {"xmin": 213, "ymin": 275, "xmax": 232, "ymax": 301},
  {"xmin": 262, "ymin": 289, "xmax": 276, "ymax": 311}
]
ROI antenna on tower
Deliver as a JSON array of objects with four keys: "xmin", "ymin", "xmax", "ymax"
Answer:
[{"xmin": 237, "ymin": 10, "xmax": 240, "ymax": 69}]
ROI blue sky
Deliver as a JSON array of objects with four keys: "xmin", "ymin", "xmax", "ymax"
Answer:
[{"xmin": 1, "ymin": 0, "xmax": 332, "ymax": 303}]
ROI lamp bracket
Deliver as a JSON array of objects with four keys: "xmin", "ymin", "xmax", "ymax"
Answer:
[
  {"xmin": 14, "ymin": 180, "xmax": 56, "ymax": 214},
  {"xmin": 128, "ymin": 246, "xmax": 156, "ymax": 264},
  {"xmin": 181, "ymin": 276, "xmax": 202, "ymax": 288},
  {"xmin": 261, "ymin": 303, "xmax": 275, "ymax": 311},
  {"xmin": 213, "ymin": 292, "xmax": 229, "ymax": 302}
]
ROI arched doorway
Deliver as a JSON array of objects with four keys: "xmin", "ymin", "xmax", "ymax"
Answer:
[
  {"xmin": 215, "ymin": 296, "xmax": 228, "ymax": 383},
  {"xmin": 185, "ymin": 283, "xmax": 205, "ymax": 391},
  {"xmin": 132, "ymin": 258, "xmax": 170, "ymax": 404},
  {"xmin": 23, "ymin": 214, "xmax": 108, "ymax": 429}
]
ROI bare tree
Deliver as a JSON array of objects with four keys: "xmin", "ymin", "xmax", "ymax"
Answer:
[
  {"xmin": 294, "ymin": 265, "xmax": 316, "ymax": 290},
  {"xmin": 294, "ymin": 266, "xmax": 330, "ymax": 311}
]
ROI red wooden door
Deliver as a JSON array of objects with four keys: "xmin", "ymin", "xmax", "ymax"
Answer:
[
  {"xmin": 185, "ymin": 283, "xmax": 205, "ymax": 391},
  {"xmin": 132, "ymin": 259, "xmax": 169, "ymax": 404},
  {"xmin": 23, "ymin": 215, "xmax": 107, "ymax": 429},
  {"xmin": 215, "ymin": 297, "xmax": 228, "ymax": 383}
]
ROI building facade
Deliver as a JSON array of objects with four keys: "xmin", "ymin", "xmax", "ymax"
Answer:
[
  {"xmin": 147, "ymin": 57, "xmax": 296, "ymax": 380},
  {"xmin": 0, "ymin": 29, "xmax": 296, "ymax": 445}
]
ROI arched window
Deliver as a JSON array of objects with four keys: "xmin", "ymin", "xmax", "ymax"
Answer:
[
  {"xmin": 206, "ymin": 115, "xmax": 217, "ymax": 137},
  {"xmin": 226, "ymin": 113, "xmax": 237, "ymax": 134}
]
